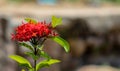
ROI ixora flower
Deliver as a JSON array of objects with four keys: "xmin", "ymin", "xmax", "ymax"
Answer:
[
  {"xmin": 9, "ymin": 16, "xmax": 70, "ymax": 71},
  {"xmin": 12, "ymin": 21, "xmax": 58, "ymax": 41}
]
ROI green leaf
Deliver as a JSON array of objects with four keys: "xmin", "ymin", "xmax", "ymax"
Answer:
[
  {"xmin": 29, "ymin": 68, "xmax": 34, "ymax": 71},
  {"xmin": 25, "ymin": 52, "xmax": 39, "ymax": 60},
  {"xmin": 52, "ymin": 16, "xmax": 62, "ymax": 28},
  {"xmin": 36, "ymin": 59, "xmax": 60, "ymax": 71},
  {"xmin": 25, "ymin": 18, "xmax": 37, "ymax": 24},
  {"xmin": 9, "ymin": 55, "xmax": 32, "ymax": 68},
  {"xmin": 37, "ymin": 45, "xmax": 44, "ymax": 50},
  {"xmin": 40, "ymin": 51, "xmax": 51, "ymax": 60},
  {"xmin": 19, "ymin": 42, "xmax": 33, "ymax": 51},
  {"xmin": 51, "ymin": 36, "xmax": 70, "ymax": 53},
  {"xmin": 19, "ymin": 63, "xmax": 31, "ymax": 69},
  {"xmin": 21, "ymin": 69, "xmax": 25, "ymax": 71}
]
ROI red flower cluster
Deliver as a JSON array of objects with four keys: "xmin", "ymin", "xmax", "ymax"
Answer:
[{"xmin": 12, "ymin": 21, "xmax": 57, "ymax": 42}]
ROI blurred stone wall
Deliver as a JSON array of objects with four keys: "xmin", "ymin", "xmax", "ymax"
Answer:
[{"xmin": 0, "ymin": 15, "xmax": 120, "ymax": 71}]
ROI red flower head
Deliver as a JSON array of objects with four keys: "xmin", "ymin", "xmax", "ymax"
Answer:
[{"xmin": 12, "ymin": 21, "xmax": 58, "ymax": 42}]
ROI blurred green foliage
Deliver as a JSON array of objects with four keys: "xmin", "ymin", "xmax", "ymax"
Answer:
[
  {"xmin": 7, "ymin": 0, "xmax": 120, "ymax": 5},
  {"xmin": 8, "ymin": 0, "xmax": 34, "ymax": 3},
  {"xmin": 104, "ymin": 0, "xmax": 120, "ymax": 3}
]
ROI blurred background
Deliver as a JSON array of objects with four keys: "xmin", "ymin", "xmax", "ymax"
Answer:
[{"xmin": 0, "ymin": 0, "xmax": 120, "ymax": 71}]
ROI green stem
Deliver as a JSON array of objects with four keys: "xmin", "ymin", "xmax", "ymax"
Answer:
[
  {"xmin": 34, "ymin": 47, "xmax": 37, "ymax": 71},
  {"xmin": 33, "ymin": 38, "xmax": 46, "ymax": 71},
  {"xmin": 34, "ymin": 60, "xmax": 36, "ymax": 71}
]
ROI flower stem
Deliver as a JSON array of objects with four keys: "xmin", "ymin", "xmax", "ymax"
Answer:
[
  {"xmin": 34, "ymin": 46, "xmax": 37, "ymax": 71},
  {"xmin": 34, "ymin": 60, "xmax": 36, "ymax": 71}
]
